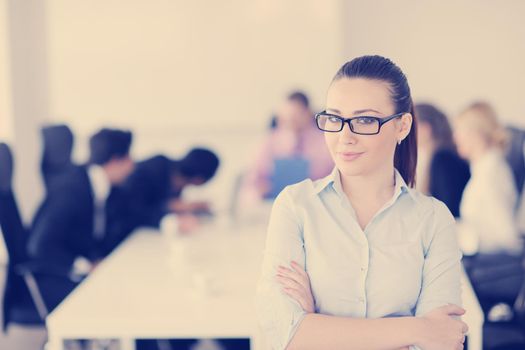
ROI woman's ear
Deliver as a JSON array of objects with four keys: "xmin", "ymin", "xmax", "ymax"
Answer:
[{"xmin": 397, "ymin": 113, "xmax": 413, "ymax": 142}]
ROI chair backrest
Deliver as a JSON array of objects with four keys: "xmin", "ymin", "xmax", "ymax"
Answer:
[
  {"xmin": 0, "ymin": 194, "xmax": 27, "ymax": 266},
  {"xmin": 514, "ymin": 244, "xmax": 525, "ymax": 325},
  {"xmin": 0, "ymin": 143, "xmax": 31, "ymax": 331},
  {"xmin": 505, "ymin": 127, "xmax": 525, "ymax": 197},
  {"xmin": 41, "ymin": 124, "xmax": 75, "ymax": 188},
  {"xmin": 0, "ymin": 143, "xmax": 13, "ymax": 193},
  {"xmin": 0, "ymin": 143, "xmax": 27, "ymax": 265}
]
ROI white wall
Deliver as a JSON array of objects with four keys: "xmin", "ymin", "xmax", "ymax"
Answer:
[
  {"xmin": 4, "ymin": 0, "xmax": 48, "ymax": 222},
  {"xmin": 342, "ymin": 0, "xmax": 525, "ymax": 127},
  {"xmin": 0, "ymin": 0, "xmax": 13, "ymax": 142},
  {"xmin": 44, "ymin": 0, "xmax": 525, "ymax": 135},
  {"xmin": 0, "ymin": 0, "xmax": 10, "ymax": 267},
  {"xmin": 42, "ymin": 0, "xmax": 344, "ymax": 204},
  {"xmin": 4, "ymin": 0, "xmax": 525, "ymax": 214},
  {"xmin": 45, "ymin": 0, "xmax": 343, "ymax": 146}
]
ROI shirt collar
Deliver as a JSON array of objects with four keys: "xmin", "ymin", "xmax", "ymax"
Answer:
[
  {"xmin": 313, "ymin": 167, "xmax": 338, "ymax": 195},
  {"xmin": 88, "ymin": 165, "xmax": 111, "ymax": 203},
  {"xmin": 392, "ymin": 168, "xmax": 415, "ymax": 203},
  {"xmin": 314, "ymin": 167, "xmax": 414, "ymax": 203}
]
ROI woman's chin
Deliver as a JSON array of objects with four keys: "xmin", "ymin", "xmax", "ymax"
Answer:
[{"xmin": 336, "ymin": 163, "xmax": 366, "ymax": 177}]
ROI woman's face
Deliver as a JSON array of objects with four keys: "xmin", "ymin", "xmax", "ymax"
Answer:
[
  {"xmin": 453, "ymin": 115, "xmax": 483, "ymax": 161},
  {"xmin": 324, "ymin": 78, "xmax": 412, "ymax": 177}
]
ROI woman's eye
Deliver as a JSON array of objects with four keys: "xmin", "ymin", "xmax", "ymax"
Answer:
[
  {"xmin": 328, "ymin": 116, "xmax": 341, "ymax": 123},
  {"xmin": 356, "ymin": 117, "xmax": 375, "ymax": 124}
]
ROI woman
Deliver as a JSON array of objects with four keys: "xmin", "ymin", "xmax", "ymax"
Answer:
[
  {"xmin": 415, "ymin": 103, "xmax": 470, "ymax": 217},
  {"xmin": 256, "ymin": 56, "xmax": 468, "ymax": 350},
  {"xmin": 454, "ymin": 102, "xmax": 523, "ymax": 305}
]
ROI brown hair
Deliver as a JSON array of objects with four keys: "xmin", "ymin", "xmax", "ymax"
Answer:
[{"xmin": 415, "ymin": 103, "xmax": 455, "ymax": 150}]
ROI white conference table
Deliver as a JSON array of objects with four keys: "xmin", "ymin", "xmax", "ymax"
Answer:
[
  {"xmin": 46, "ymin": 216, "xmax": 483, "ymax": 350},
  {"xmin": 46, "ymin": 219, "xmax": 268, "ymax": 350}
]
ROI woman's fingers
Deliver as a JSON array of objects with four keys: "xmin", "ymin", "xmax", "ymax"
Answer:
[
  {"xmin": 442, "ymin": 304, "xmax": 466, "ymax": 317},
  {"xmin": 276, "ymin": 264, "xmax": 315, "ymax": 313},
  {"xmin": 290, "ymin": 261, "xmax": 308, "ymax": 278},
  {"xmin": 279, "ymin": 261, "xmax": 309, "ymax": 281},
  {"xmin": 276, "ymin": 274, "xmax": 303, "ymax": 291},
  {"xmin": 277, "ymin": 266, "xmax": 306, "ymax": 287},
  {"xmin": 283, "ymin": 287, "xmax": 314, "ymax": 313},
  {"xmin": 282, "ymin": 287, "xmax": 307, "ymax": 310}
]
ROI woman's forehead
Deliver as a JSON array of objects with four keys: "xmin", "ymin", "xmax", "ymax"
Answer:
[{"xmin": 326, "ymin": 78, "xmax": 394, "ymax": 116}]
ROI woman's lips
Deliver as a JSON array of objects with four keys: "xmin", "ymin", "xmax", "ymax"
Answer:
[{"xmin": 337, "ymin": 151, "xmax": 364, "ymax": 161}]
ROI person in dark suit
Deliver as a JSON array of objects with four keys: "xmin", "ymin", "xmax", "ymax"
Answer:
[
  {"xmin": 122, "ymin": 148, "xmax": 220, "ymax": 228},
  {"xmin": 27, "ymin": 128, "xmax": 134, "ymax": 311},
  {"xmin": 415, "ymin": 103, "xmax": 470, "ymax": 217}
]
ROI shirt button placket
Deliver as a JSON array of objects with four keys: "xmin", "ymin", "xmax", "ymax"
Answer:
[{"xmin": 360, "ymin": 240, "xmax": 370, "ymax": 316}]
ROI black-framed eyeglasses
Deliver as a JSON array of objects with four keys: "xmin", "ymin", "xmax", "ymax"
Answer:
[{"xmin": 315, "ymin": 111, "xmax": 406, "ymax": 135}]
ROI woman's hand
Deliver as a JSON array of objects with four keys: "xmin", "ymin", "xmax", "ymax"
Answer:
[
  {"xmin": 416, "ymin": 304, "xmax": 469, "ymax": 350},
  {"xmin": 275, "ymin": 261, "xmax": 315, "ymax": 313}
]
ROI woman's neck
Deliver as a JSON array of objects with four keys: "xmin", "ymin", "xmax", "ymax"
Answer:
[
  {"xmin": 339, "ymin": 165, "xmax": 396, "ymax": 204},
  {"xmin": 468, "ymin": 142, "xmax": 492, "ymax": 163}
]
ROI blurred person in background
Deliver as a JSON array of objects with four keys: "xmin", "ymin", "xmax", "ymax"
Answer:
[
  {"xmin": 454, "ymin": 101, "xmax": 524, "ymax": 308},
  {"xmin": 121, "ymin": 148, "xmax": 220, "ymax": 229},
  {"xmin": 240, "ymin": 91, "xmax": 333, "ymax": 203},
  {"xmin": 27, "ymin": 128, "xmax": 134, "ymax": 311},
  {"xmin": 415, "ymin": 103, "xmax": 470, "ymax": 217}
]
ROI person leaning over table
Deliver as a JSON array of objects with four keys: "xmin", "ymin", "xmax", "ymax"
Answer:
[
  {"xmin": 256, "ymin": 55, "xmax": 468, "ymax": 350},
  {"xmin": 28, "ymin": 128, "xmax": 135, "ymax": 311}
]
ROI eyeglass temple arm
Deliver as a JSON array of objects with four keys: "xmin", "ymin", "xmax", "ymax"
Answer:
[{"xmin": 378, "ymin": 112, "xmax": 406, "ymax": 126}]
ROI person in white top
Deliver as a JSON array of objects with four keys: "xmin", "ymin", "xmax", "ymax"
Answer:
[
  {"xmin": 453, "ymin": 101, "xmax": 524, "ymax": 305},
  {"xmin": 453, "ymin": 102, "xmax": 521, "ymax": 255}
]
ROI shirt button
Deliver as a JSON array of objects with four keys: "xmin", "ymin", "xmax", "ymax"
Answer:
[{"xmin": 361, "ymin": 267, "xmax": 367, "ymax": 272}]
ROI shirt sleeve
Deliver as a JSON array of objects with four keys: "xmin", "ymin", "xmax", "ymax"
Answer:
[
  {"xmin": 415, "ymin": 198, "xmax": 463, "ymax": 316},
  {"xmin": 255, "ymin": 187, "xmax": 307, "ymax": 350}
]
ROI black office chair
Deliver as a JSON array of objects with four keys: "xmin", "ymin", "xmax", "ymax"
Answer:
[
  {"xmin": 41, "ymin": 124, "xmax": 75, "ymax": 191},
  {"xmin": 0, "ymin": 142, "xmax": 74, "ymax": 333},
  {"xmin": 505, "ymin": 126, "xmax": 525, "ymax": 197},
  {"xmin": 482, "ymin": 293, "xmax": 525, "ymax": 349},
  {"xmin": 481, "ymin": 246, "xmax": 525, "ymax": 350},
  {"xmin": 0, "ymin": 143, "xmax": 43, "ymax": 331}
]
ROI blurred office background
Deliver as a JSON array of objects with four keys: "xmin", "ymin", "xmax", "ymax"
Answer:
[{"xmin": 1, "ymin": 1, "xmax": 525, "ymax": 350}]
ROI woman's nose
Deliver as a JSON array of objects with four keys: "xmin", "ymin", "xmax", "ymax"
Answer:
[{"xmin": 339, "ymin": 121, "xmax": 358, "ymax": 144}]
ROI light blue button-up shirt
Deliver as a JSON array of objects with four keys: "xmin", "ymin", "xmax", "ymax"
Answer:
[{"xmin": 256, "ymin": 167, "xmax": 462, "ymax": 350}]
